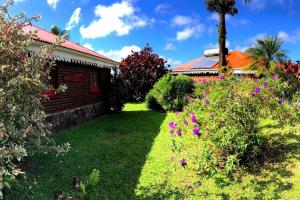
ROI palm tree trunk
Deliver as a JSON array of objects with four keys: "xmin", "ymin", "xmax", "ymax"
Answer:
[{"xmin": 218, "ymin": 13, "xmax": 227, "ymax": 67}]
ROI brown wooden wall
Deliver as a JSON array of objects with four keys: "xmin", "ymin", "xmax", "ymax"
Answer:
[{"xmin": 42, "ymin": 62, "xmax": 111, "ymax": 114}]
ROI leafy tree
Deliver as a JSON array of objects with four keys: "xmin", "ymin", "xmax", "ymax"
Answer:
[
  {"xmin": 246, "ymin": 36, "xmax": 287, "ymax": 74},
  {"xmin": 50, "ymin": 25, "xmax": 70, "ymax": 40},
  {"xmin": 0, "ymin": 1, "xmax": 69, "ymax": 198},
  {"xmin": 119, "ymin": 44, "xmax": 167, "ymax": 101},
  {"xmin": 205, "ymin": 0, "xmax": 252, "ymax": 67}
]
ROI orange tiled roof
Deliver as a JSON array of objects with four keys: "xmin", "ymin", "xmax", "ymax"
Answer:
[{"xmin": 172, "ymin": 51, "xmax": 253, "ymax": 72}]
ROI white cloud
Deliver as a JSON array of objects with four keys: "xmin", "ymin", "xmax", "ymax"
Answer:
[
  {"xmin": 164, "ymin": 42, "xmax": 175, "ymax": 50},
  {"xmin": 14, "ymin": 0, "xmax": 26, "ymax": 3},
  {"xmin": 248, "ymin": 33, "xmax": 267, "ymax": 44},
  {"xmin": 80, "ymin": 1, "xmax": 149, "ymax": 39},
  {"xmin": 208, "ymin": 13, "xmax": 250, "ymax": 27},
  {"xmin": 235, "ymin": 45, "xmax": 249, "ymax": 52},
  {"xmin": 207, "ymin": 13, "xmax": 219, "ymax": 21},
  {"xmin": 155, "ymin": 3, "xmax": 171, "ymax": 14},
  {"xmin": 167, "ymin": 58, "xmax": 182, "ymax": 67},
  {"xmin": 47, "ymin": 0, "xmax": 60, "ymax": 9},
  {"xmin": 83, "ymin": 43, "xmax": 94, "ymax": 50},
  {"xmin": 234, "ymin": 33, "xmax": 267, "ymax": 52},
  {"xmin": 278, "ymin": 30, "xmax": 300, "ymax": 44},
  {"xmin": 172, "ymin": 15, "xmax": 193, "ymax": 26},
  {"xmin": 98, "ymin": 45, "xmax": 141, "ymax": 61},
  {"xmin": 204, "ymin": 40, "xmax": 231, "ymax": 49},
  {"xmin": 246, "ymin": 0, "xmax": 294, "ymax": 11},
  {"xmin": 176, "ymin": 24, "xmax": 204, "ymax": 41},
  {"xmin": 65, "ymin": 8, "xmax": 81, "ymax": 31}
]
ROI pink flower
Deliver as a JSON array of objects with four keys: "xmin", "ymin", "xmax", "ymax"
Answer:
[
  {"xmin": 180, "ymin": 159, "xmax": 187, "ymax": 167},
  {"xmin": 205, "ymin": 98, "xmax": 210, "ymax": 105},
  {"xmin": 169, "ymin": 121, "xmax": 176, "ymax": 129},
  {"xmin": 218, "ymin": 75, "xmax": 224, "ymax": 80},
  {"xmin": 176, "ymin": 130, "xmax": 182, "ymax": 136}
]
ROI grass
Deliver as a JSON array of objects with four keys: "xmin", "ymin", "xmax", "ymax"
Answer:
[{"xmin": 5, "ymin": 103, "xmax": 300, "ymax": 199}]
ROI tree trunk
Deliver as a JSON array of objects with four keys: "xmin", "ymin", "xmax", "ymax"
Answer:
[{"xmin": 218, "ymin": 13, "xmax": 227, "ymax": 67}]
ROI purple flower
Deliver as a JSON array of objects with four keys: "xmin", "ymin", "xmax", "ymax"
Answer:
[
  {"xmin": 278, "ymin": 98, "xmax": 285, "ymax": 104},
  {"xmin": 170, "ymin": 129, "xmax": 174, "ymax": 136},
  {"xmin": 218, "ymin": 75, "xmax": 224, "ymax": 80},
  {"xmin": 272, "ymin": 75, "xmax": 279, "ymax": 80},
  {"xmin": 263, "ymin": 82, "xmax": 268, "ymax": 88},
  {"xmin": 186, "ymin": 96, "xmax": 191, "ymax": 102},
  {"xmin": 180, "ymin": 159, "xmax": 187, "ymax": 167},
  {"xmin": 169, "ymin": 121, "xmax": 176, "ymax": 130},
  {"xmin": 205, "ymin": 98, "xmax": 210, "ymax": 105},
  {"xmin": 193, "ymin": 126, "xmax": 200, "ymax": 136},
  {"xmin": 191, "ymin": 114, "xmax": 197, "ymax": 123},
  {"xmin": 184, "ymin": 121, "xmax": 188, "ymax": 126},
  {"xmin": 255, "ymin": 87, "xmax": 261, "ymax": 94},
  {"xmin": 250, "ymin": 92, "xmax": 255, "ymax": 97},
  {"xmin": 176, "ymin": 130, "xmax": 182, "ymax": 136},
  {"xmin": 296, "ymin": 104, "xmax": 300, "ymax": 109}
]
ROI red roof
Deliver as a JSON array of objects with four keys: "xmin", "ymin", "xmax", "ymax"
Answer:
[
  {"xmin": 172, "ymin": 51, "xmax": 253, "ymax": 72},
  {"xmin": 22, "ymin": 25, "xmax": 117, "ymax": 63}
]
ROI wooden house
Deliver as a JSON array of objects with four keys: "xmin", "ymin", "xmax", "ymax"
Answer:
[{"xmin": 22, "ymin": 25, "xmax": 119, "ymax": 131}]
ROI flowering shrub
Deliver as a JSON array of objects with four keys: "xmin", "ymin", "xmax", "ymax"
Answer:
[
  {"xmin": 0, "ymin": 2, "xmax": 69, "ymax": 198},
  {"xmin": 146, "ymin": 74, "xmax": 194, "ymax": 111},
  {"xmin": 170, "ymin": 77, "xmax": 299, "ymax": 176}
]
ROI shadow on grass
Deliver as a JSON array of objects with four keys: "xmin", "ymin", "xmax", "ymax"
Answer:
[
  {"xmin": 239, "ymin": 129, "xmax": 300, "ymax": 199},
  {"xmin": 4, "ymin": 109, "xmax": 167, "ymax": 200}
]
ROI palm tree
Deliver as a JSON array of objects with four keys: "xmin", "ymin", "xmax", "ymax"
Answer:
[
  {"xmin": 50, "ymin": 25, "xmax": 70, "ymax": 40},
  {"xmin": 205, "ymin": 0, "xmax": 252, "ymax": 67},
  {"xmin": 246, "ymin": 36, "xmax": 287, "ymax": 73}
]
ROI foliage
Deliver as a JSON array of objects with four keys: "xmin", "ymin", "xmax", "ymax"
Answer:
[
  {"xmin": 170, "ymin": 77, "xmax": 300, "ymax": 177},
  {"xmin": 0, "ymin": 1, "xmax": 69, "ymax": 198},
  {"xmin": 119, "ymin": 44, "xmax": 167, "ymax": 102},
  {"xmin": 50, "ymin": 25, "xmax": 70, "ymax": 40},
  {"xmin": 246, "ymin": 36, "xmax": 287, "ymax": 75},
  {"xmin": 78, "ymin": 169, "xmax": 101, "ymax": 200},
  {"xmin": 146, "ymin": 74, "xmax": 194, "ymax": 112},
  {"xmin": 282, "ymin": 60, "xmax": 300, "ymax": 77},
  {"xmin": 109, "ymin": 67, "xmax": 126, "ymax": 112}
]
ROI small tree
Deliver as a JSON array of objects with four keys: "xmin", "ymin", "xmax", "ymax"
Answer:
[
  {"xmin": 0, "ymin": 1, "xmax": 69, "ymax": 198},
  {"xmin": 119, "ymin": 44, "xmax": 167, "ymax": 101}
]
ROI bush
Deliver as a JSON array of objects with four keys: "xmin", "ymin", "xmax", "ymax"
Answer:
[
  {"xmin": 170, "ymin": 77, "xmax": 299, "ymax": 177},
  {"xmin": 119, "ymin": 44, "xmax": 167, "ymax": 102},
  {"xmin": 0, "ymin": 2, "xmax": 69, "ymax": 198},
  {"xmin": 146, "ymin": 74, "xmax": 194, "ymax": 112}
]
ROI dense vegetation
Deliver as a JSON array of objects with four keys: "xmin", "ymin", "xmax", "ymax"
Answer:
[
  {"xmin": 119, "ymin": 44, "xmax": 167, "ymax": 102},
  {"xmin": 170, "ymin": 77, "xmax": 299, "ymax": 177},
  {"xmin": 0, "ymin": 2, "xmax": 69, "ymax": 198},
  {"xmin": 146, "ymin": 74, "xmax": 194, "ymax": 112}
]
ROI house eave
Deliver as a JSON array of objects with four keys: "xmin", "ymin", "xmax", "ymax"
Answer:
[{"xmin": 29, "ymin": 41, "xmax": 119, "ymax": 69}]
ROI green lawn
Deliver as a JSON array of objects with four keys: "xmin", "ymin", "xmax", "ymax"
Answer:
[{"xmin": 5, "ymin": 103, "xmax": 300, "ymax": 199}]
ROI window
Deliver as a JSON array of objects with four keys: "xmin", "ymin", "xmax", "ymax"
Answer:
[{"xmin": 90, "ymin": 69, "xmax": 101, "ymax": 94}]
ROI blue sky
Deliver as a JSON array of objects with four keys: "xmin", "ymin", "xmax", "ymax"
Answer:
[{"xmin": 4, "ymin": 0, "xmax": 300, "ymax": 67}]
